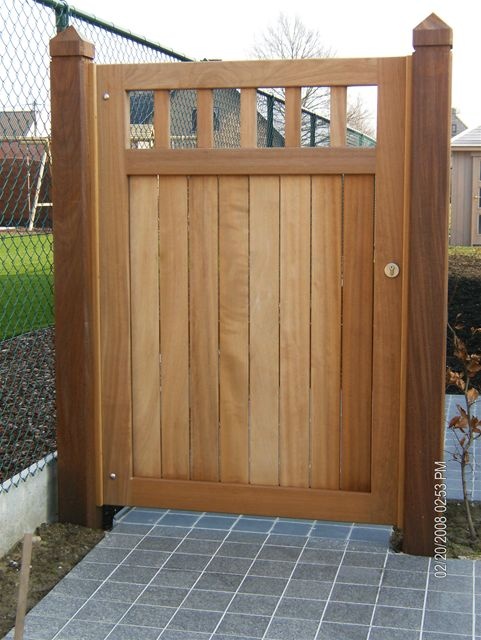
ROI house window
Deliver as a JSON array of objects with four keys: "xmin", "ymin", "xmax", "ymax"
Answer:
[
  {"xmin": 191, "ymin": 107, "xmax": 221, "ymax": 133},
  {"xmin": 452, "ymin": 123, "xmax": 457, "ymax": 136},
  {"xmin": 478, "ymin": 214, "xmax": 481, "ymax": 235}
]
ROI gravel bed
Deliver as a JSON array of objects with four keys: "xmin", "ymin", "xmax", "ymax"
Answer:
[{"xmin": 0, "ymin": 327, "xmax": 55, "ymax": 484}]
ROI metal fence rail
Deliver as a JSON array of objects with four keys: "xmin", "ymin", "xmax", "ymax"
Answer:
[{"xmin": 0, "ymin": 0, "xmax": 375, "ymax": 492}]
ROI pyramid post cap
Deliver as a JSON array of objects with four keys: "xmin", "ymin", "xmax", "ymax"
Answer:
[
  {"xmin": 50, "ymin": 26, "xmax": 95, "ymax": 59},
  {"xmin": 413, "ymin": 14, "xmax": 453, "ymax": 48}
]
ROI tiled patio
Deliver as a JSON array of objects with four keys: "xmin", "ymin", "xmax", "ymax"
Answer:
[{"xmin": 2, "ymin": 396, "xmax": 480, "ymax": 640}]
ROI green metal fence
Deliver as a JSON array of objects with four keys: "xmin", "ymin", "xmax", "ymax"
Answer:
[{"xmin": 0, "ymin": 0, "xmax": 374, "ymax": 491}]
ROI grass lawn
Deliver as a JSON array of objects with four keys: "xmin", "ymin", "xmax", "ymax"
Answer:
[{"xmin": 0, "ymin": 233, "xmax": 53, "ymax": 340}]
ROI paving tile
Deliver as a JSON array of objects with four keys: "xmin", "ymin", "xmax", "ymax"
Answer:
[
  {"xmin": 341, "ymin": 551, "xmax": 386, "ymax": 568},
  {"xmin": 248, "ymin": 560, "xmax": 295, "ymax": 578},
  {"xmin": 50, "ymin": 578, "xmax": 103, "ymax": 599},
  {"xmin": 330, "ymin": 583, "xmax": 379, "ymax": 605},
  {"xmin": 159, "ymin": 513, "xmax": 200, "ymax": 527},
  {"xmin": 112, "ymin": 523, "xmax": 153, "ymax": 535},
  {"xmin": 276, "ymin": 596, "xmax": 324, "ymax": 620},
  {"xmin": 186, "ymin": 529, "xmax": 227, "ymax": 541},
  {"xmin": 425, "ymin": 589, "xmax": 473, "ymax": 612},
  {"xmin": 444, "ymin": 558, "xmax": 476, "ymax": 576},
  {"xmin": 284, "ymin": 579, "xmax": 332, "ymax": 600},
  {"xmin": 423, "ymin": 609, "xmax": 473, "ymax": 635},
  {"xmin": 95, "ymin": 581, "xmax": 146, "ymax": 603},
  {"xmin": 216, "ymin": 541, "xmax": 263, "ymax": 558},
  {"xmin": 381, "ymin": 569, "xmax": 427, "ymax": 589},
  {"xmin": 175, "ymin": 539, "xmax": 222, "ymax": 555},
  {"xmin": 376, "ymin": 585, "xmax": 425, "ymax": 608},
  {"xmin": 109, "ymin": 565, "xmax": 158, "ymax": 584},
  {"xmin": 346, "ymin": 540, "xmax": 390, "ymax": 553},
  {"xmin": 167, "ymin": 608, "xmax": 222, "ymax": 633},
  {"xmin": 422, "ymin": 634, "xmax": 473, "ymax": 640},
  {"xmin": 213, "ymin": 635, "xmax": 258, "ymax": 640},
  {"xmin": 148, "ymin": 526, "xmax": 191, "ymax": 539},
  {"xmin": 307, "ymin": 537, "xmax": 348, "ymax": 551},
  {"xmin": 195, "ymin": 572, "xmax": 244, "ymax": 592},
  {"xmin": 121, "ymin": 509, "xmax": 165, "ymax": 525},
  {"xmin": 310, "ymin": 524, "xmax": 351, "ymax": 539},
  {"xmin": 215, "ymin": 613, "xmax": 271, "ymax": 638},
  {"xmin": 56, "ymin": 619, "xmax": 114, "ymax": 639},
  {"xmin": 316, "ymin": 622, "xmax": 369, "ymax": 640},
  {"xmin": 372, "ymin": 605, "xmax": 423, "ymax": 629},
  {"xmin": 163, "ymin": 553, "xmax": 211, "ymax": 571},
  {"xmin": 225, "ymin": 531, "xmax": 268, "ymax": 544},
  {"xmin": 206, "ymin": 556, "xmax": 252, "ymax": 574},
  {"xmin": 271, "ymin": 521, "xmax": 312, "ymax": 536},
  {"xmin": 98, "ymin": 533, "xmax": 144, "ymax": 549},
  {"xmin": 349, "ymin": 527, "xmax": 391, "ymax": 544},
  {"xmin": 292, "ymin": 563, "xmax": 338, "ymax": 582},
  {"xmin": 265, "ymin": 616, "xmax": 319, "ymax": 639},
  {"xmin": 194, "ymin": 516, "xmax": 237, "ymax": 530},
  {"xmin": 323, "ymin": 601, "xmax": 373, "ymax": 625},
  {"xmin": 266, "ymin": 534, "xmax": 307, "ymax": 547},
  {"xmin": 121, "ymin": 604, "xmax": 175, "ymax": 628},
  {"xmin": 121, "ymin": 549, "xmax": 169, "ymax": 568},
  {"xmin": 29, "ymin": 594, "xmax": 86, "ymax": 620},
  {"xmin": 368, "ymin": 628, "xmax": 419, "ymax": 640},
  {"xmin": 73, "ymin": 599, "xmax": 130, "ymax": 624},
  {"xmin": 106, "ymin": 625, "xmax": 162, "ymax": 640},
  {"xmin": 299, "ymin": 549, "xmax": 344, "ymax": 565},
  {"xmin": 137, "ymin": 585, "xmax": 189, "ymax": 607},
  {"xmin": 5, "ymin": 616, "xmax": 65, "ymax": 639},
  {"xmin": 336, "ymin": 565, "xmax": 383, "ymax": 586},
  {"xmin": 258, "ymin": 545, "xmax": 302, "ymax": 562},
  {"xmin": 151, "ymin": 569, "xmax": 201, "ymax": 588},
  {"xmin": 162, "ymin": 631, "xmax": 212, "ymax": 640},
  {"xmin": 83, "ymin": 547, "xmax": 130, "ymax": 564},
  {"xmin": 137, "ymin": 537, "xmax": 180, "ymax": 552},
  {"xmin": 227, "ymin": 593, "xmax": 279, "ymax": 616},
  {"xmin": 182, "ymin": 589, "xmax": 233, "ymax": 611},
  {"xmin": 232, "ymin": 518, "xmax": 274, "ymax": 533},
  {"xmin": 427, "ymin": 574, "xmax": 473, "ymax": 592},
  {"xmin": 239, "ymin": 576, "xmax": 288, "ymax": 596},
  {"xmin": 385, "ymin": 553, "xmax": 430, "ymax": 572},
  {"xmin": 68, "ymin": 562, "xmax": 117, "ymax": 580}
]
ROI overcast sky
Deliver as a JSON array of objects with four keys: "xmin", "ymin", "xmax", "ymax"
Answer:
[{"xmin": 71, "ymin": 0, "xmax": 479, "ymax": 128}]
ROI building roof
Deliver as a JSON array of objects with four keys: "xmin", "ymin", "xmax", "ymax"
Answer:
[
  {"xmin": 0, "ymin": 111, "xmax": 35, "ymax": 137},
  {"xmin": 452, "ymin": 125, "xmax": 481, "ymax": 148}
]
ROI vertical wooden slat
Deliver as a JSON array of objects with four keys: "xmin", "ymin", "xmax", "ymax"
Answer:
[
  {"xmin": 219, "ymin": 177, "xmax": 249, "ymax": 483},
  {"xmin": 130, "ymin": 176, "xmax": 161, "ymax": 477},
  {"xmin": 197, "ymin": 89, "xmax": 214, "ymax": 148},
  {"xmin": 404, "ymin": 14, "xmax": 452, "ymax": 556},
  {"xmin": 159, "ymin": 177, "xmax": 190, "ymax": 479},
  {"xmin": 279, "ymin": 176, "xmax": 311, "ymax": 488},
  {"xmin": 154, "ymin": 90, "xmax": 170, "ymax": 148},
  {"xmin": 310, "ymin": 176, "xmax": 342, "ymax": 490},
  {"xmin": 50, "ymin": 27, "xmax": 101, "ymax": 526},
  {"xmin": 330, "ymin": 86, "xmax": 347, "ymax": 146},
  {"xmin": 341, "ymin": 175, "xmax": 374, "ymax": 492},
  {"xmin": 285, "ymin": 87, "xmax": 301, "ymax": 147},
  {"xmin": 240, "ymin": 89, "xmax": 257, "ymax": 147},
  {"xmin": 189, "ymin": 176, "xmax": 219, "ymax": 481},
  {"xmin": 250, "ymin": 176, "xmax": 280, "ymax": 486}
]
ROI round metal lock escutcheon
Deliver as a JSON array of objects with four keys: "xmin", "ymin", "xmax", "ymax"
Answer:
[
  {"xmin": 384, "ymin": 262, "xmax": 400, "ymax": 278},
  {"xmin": 109, "ymin": 472, "xmax": 116, "ymax": 480}
]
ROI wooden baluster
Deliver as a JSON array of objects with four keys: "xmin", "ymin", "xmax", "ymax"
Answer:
[
  {"xmin": 285, "ymin": 87, "xmax": 301, "ymax": 147},
  {"xmin": 330, "ymin": 86, "xmax": 347, "ymax": 146}
]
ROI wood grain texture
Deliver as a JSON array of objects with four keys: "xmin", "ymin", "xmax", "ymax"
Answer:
[
  {"xmin": 404, "ymin": 24, "xmax": 452, "ymax": 556},
  {"xmin": 154, "ymin": 90, "xmax": 170, "ymax": 148},
  {"xmin": 279, "ymin": 176, "xmax": 311, "ymax": 488},
  {"xmin": 249, "ymin": 176, "xmax": 280, "ymax": 486},
  {"xmin": 189, "ymin": 176, "xmax": 219, "ymax": 481},
  {"xmin": 240, "ymin": 89, "xmax": 257, "ymax": 148},
  {"xmin": 130, "ymin": 177, "xmax": 161, "ymax": 477},
  {"xmin": 159, "ymin": 177, "xmax": 190, "ymax": 479},
  {"xmin": 310, "ymin": 176, "xmax": 342, "ymax": 490},
  {"xmin": 285, "ymin": 88, "xmax": 301, "ymax": 147},
  {"xmin": 197, "ymin": 89, "xmax": 214, "ymax": 148},
  {"xmin": 50, "ymin": 30, "xmax": 101, "ymax": 526},
  {"xmin": 219, "ymin": 177, "xmax": 249, "ymax": 483},
  {"xmin": 341, "ymin": 175, "xmax": 375, "ymax": 493},
  {"xmin": 126, "ymin": 148, "xmax": 376, "ymax": 176},
  {"xmin": 118, "ymin": 57, "xmax": 380, "ymax": 90},
  {"xmin": 330, "ymin": 87, "xmax": 347, "ymax": 146},
  {"xmin": 97, "ymin": 66, "xmax": 132, "ymax": 505}
]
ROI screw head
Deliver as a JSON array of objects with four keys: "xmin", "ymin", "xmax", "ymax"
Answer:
[
  {"xmin": 103, "ymin": 92, "xmax": 110, "ymax": 100},
  {"xmin": 109, "ymin": 472, "xmax": 116, "ymax": 480}
]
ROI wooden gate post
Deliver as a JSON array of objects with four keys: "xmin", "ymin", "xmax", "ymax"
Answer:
[
  {"xmin": 404, "ymin": 14, "xmax": 452, "ymax": 556},
  {"xmin": 50, "ymin": 28, "xmax": 102, "ymax": 528}
]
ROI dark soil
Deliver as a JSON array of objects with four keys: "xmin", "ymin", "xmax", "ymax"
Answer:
[{"xmin": 0, "ymin": 523, "xmax": 104, "ymax": 638}]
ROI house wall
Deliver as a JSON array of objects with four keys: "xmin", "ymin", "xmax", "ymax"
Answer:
[{"xmin": 450, "ymin": 151, "xmax": 473, "ymax": 246}]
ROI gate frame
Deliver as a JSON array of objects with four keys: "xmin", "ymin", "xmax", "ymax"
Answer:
[{"xmin": 49, "ymin": 15, "xmax": 452, "ymax": 555}]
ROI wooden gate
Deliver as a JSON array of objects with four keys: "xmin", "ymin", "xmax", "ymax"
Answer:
[{"xmin": 50, "ymin": 15, "xmax": 452, "ymax": 554}]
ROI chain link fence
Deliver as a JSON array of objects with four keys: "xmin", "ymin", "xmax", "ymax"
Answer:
[{"xmin": 0, "ymin": 0, "xmax": 375, "ymax": 492}]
